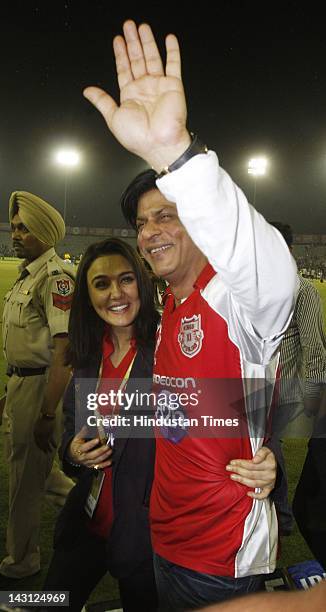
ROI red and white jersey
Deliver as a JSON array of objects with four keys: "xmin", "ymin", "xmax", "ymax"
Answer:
[{"xmin": 150, "ymin": 151, "xmax": 298, "ymax": 578}]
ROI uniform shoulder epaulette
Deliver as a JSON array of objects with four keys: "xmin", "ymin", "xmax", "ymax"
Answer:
[
  {"xmin": 47, "ymin": 258, "xmax": 63, "ymax": 277},
  {"xmin": 46, "ymin": 256, "xmax": 76, "ymax": 281}
]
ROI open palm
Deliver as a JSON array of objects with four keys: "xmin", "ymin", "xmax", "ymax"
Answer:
[{"xmin": 84, "ymin": 20, "xmax": 189, "ymax": 169}]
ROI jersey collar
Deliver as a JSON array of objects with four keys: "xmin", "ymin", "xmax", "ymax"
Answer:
[
  {"xmin": 102, "ymin": 325, "xmax": 136, "ymax": 361},
  {"xmin": 163, "ymin": 262, "xmax": 216, "ymax": 306}
]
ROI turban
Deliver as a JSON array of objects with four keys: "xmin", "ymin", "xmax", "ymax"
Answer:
[{"xmin": 9, "ymin": 191, "xmax": 65, "ymax": 246}]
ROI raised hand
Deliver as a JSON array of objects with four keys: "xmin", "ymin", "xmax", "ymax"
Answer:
[{"xmin": 83, "ymin": 19, "xmax": 191, "ymax": 171}]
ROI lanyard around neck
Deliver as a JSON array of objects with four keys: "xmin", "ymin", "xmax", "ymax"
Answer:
[{"xmin": 94, "ymin": 351, "xmax": 137, "ymax": 443}]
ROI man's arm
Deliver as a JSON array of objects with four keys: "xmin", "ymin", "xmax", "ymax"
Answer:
[
  {"xmin": 313, "ymin": 385, "xmax": 326, "ymax": 437},
  {"xmin": 34, "ymin": 335, "xmax": 71, "ymax": 452},
  {"xmin": 84, "ymin": 20, "xmax": 297, "ymax": 341},
  {"xmin": 33, "ymin": 269, "xmax": 74, "ymax": 452},
  {"xmin": 296, "ymin": 280, "xmax": 326, "ymax": 416}
]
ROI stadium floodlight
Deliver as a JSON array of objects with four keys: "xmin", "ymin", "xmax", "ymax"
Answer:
[
  {"xmin": 55, "ymin": 149, "xmax": 81, "ymax": 223},
  {"xmin": 56, "ymin": 149, "xmax": 80, "ymax": 167},
  {"xmin": 248, "ymin": 157, "xmax": 268, "ymax": 176}
]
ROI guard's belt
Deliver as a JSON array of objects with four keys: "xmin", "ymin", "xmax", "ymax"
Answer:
[{"xmin": 7, "ymin": 365, "xmax": 46, "ymax": 377}]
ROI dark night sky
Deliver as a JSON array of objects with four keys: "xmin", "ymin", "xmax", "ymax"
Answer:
[{"xmin": 1, "ymin": 1, "xmax": 325, "ymax": 233}]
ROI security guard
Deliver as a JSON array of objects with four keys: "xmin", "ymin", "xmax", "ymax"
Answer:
[{"xmin": 1, "ymin": 191, "xmax": 75, "ymax": 579}]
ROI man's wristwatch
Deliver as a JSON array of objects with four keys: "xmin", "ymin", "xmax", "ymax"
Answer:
[{"xmin": 155, "ymin": 133, "xmax": 208, "ymax": 179}]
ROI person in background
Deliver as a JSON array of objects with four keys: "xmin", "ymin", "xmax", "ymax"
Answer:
[
  {"xmin": 83, "ymin": 20, "xmax": 297, "ymax": 609},
  {"xmin": 293, "ymin": 386, "xmax": 326, "ymax": 568},
  {"xmin": 269, "ymin": 221, "xmax": 326, "ymax": 539},
  {"xmin": 1, "ymin": 191, "xmax": 75, "ymax": 579}
]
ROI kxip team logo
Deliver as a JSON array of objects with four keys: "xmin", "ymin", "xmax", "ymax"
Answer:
[{"xmin": 178, "ymin": 314, "xmax": 204, "ymax": 358}]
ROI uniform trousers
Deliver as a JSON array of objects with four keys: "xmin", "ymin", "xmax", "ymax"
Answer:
[
  {"xmin": 271, "ymin": 402, "xmax": 312, "ymax": 535},
  {"xmin": 0, "ymin": 373, "xmax": 74, "ymax": 578}
]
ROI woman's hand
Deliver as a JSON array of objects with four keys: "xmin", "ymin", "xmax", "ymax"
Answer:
[
  {"xmin": 67, "ymin": 426, "xmax": 113, "ymax": 470},
  {"xmin": 226, "ymin": 446, "xmax": 277, "ymax": 500}
]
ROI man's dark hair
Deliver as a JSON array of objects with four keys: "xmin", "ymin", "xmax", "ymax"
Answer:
[
  {"xmin": 269, "ymin": 221, "xmax": 293, "ymax": 248},
  {"xmin": 120, "ymin": 169, "xmax": 157, "ymax": 229},
  {"xmin": 67, "ymin": 237, "xmax": 159, "ymax": 368}
]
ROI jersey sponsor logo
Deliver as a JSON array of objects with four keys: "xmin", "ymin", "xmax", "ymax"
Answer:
[
  {"xmin": 52, "ymin": 293, "xmax": 73, "ymax": 311},
  {"xmin": 56, "ymin": 279, "xmax": 71, "ymax": 296},
  {"xmin": 178, "ymin": 314, "xmax": 204, "ymax": 358},
  {"xmin": 153, "ymin": 373, "xmax": 196, "ymax": 389}
]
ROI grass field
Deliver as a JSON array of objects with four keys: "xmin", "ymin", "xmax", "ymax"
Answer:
[{"xmin": 0, "ymin": 259, "xmax": 325, "ymax": 601}]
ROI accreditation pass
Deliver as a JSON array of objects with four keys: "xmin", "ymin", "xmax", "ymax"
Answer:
[{"xmin": 84, "ymin": 469, "xmax": 105, "ymax": 518}]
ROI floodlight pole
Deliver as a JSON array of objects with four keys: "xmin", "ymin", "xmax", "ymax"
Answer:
[
  {"xmin": 63, "ymin": 169, "xmax": 68, "ymax": 224},
  {"xmin": 247, "ymin": 157, "xmax": 268, "ymax": 207},
  {"xmin": 55, "ymin": 149, "xmax": 80, "ymax": 225},
  {"xmin": 253, "ymin": 177, "xmax": 257, "ymax": 207}
]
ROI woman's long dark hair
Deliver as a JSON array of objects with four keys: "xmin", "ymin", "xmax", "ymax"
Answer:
[{"xmin": 67, "ymin": 238, "xmax": 159, "ymax": 368}]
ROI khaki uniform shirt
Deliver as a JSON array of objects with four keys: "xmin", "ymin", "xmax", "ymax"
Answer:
[{"xmin": 2, "ymin": 248, "xmax": 75, "ymax": 368}]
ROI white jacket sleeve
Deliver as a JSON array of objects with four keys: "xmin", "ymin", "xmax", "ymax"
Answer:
[{"xmin": 157, "ymin": 151, "xmax": 298, "ymax": 341}]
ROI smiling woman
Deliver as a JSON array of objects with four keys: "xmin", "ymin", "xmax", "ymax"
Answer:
[
  {"xmin": 87, "ymin": 254, "xmax": 141, "ymax": 334},
  {"xmin": 43, "ymin": 237, "xmax": 160, "ymax": 611},
  {"xmin": 66, "ymin": 238, "xmax": 159, "ymax": 369}
]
